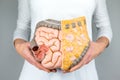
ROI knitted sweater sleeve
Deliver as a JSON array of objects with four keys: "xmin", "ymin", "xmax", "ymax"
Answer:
[
  {"xmin": 13, "ymin": 0, "xmax": 31, "ymax": 41},
  {"xmin": 93, "ymin": 0, "xmax": 113, "ymax": 43}
]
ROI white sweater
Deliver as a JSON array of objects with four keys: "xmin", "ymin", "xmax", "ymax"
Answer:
[{"xmin": 13, "ymin": 0, "xmax": 112, "ymax": 80}]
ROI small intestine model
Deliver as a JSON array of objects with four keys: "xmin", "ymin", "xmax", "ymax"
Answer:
[{"xmin": 30, "ymin": 17, "xmax": 90, "ymax": 71}]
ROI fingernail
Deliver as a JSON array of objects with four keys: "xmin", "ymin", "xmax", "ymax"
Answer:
[
  {"xmin": 52, "ymin": 70, "xmax": 57, "ymax": 72},
  {"xmin": 69, "ymin": 70, "xmax": 72, "ymax": 72},
  {"xmin": 83, "ymin": 60, "xmax": 87, "ymax": 64},
  {"xmin": 47, "ymin": 70, "xmax": 51, "ymax": 73},
  {"xmin": 63, "ymin": 70, "xmax": 70, "ymax": 73},
  {"xmin": 69, "ymin": 69, "xmax": 73, "ymax": 72},
  {"xmin": 63, "ymin": 71, "xmax": 66, "ymax": 73},
  {"xmin": 62, "ymin": 71, "xmax": 66, "ymax": 73}
]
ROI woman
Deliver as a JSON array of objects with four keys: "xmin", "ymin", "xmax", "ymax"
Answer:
[{"xmin": 13, "ymin": 0, "xmax": 112, "ymax": 80}]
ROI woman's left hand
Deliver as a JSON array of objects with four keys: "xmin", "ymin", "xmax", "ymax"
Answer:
[{"xmin": 63, "ymin": 37, "xmax": 109, "ymax": 73}]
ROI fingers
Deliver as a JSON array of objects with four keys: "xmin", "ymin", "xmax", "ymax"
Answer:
[
  {"xmin": 50, "ymin": 69, "xmax": 57, "ymax": 72},
  {"xmin": 27, "ymin": 54, "xmax": 51, "ymax": 72},
  {"xmin": 27, "ymin": 52, "xmax": 51, "ymax": 72},
  {"xmin": 63, "ymin": 58, "xmax": 85, "ymax": 73},
  {"xmin": 67, "ymin": 42, "xmax": 93, "ymax": 72},
  {"xmin": 69, "ymin": 60, "xmax": 84, "ymax": 72},
  {"xmin": 82, "ymin": 48, "xmax": 92, "ymax": 65},
  {"xmin": 34, "ymin": 61, "xmax": 51, "ymax": 72},
  {"xmin": 15, "ymin": 40, "xmax": 56, "ymax": 72},
  {"xmin": 23, "ymin": 42, "xmax": 51, "ymax": 73}
]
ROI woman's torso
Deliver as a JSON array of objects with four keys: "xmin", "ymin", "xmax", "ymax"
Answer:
[
  {"xmin": 29, "ymin": 0, "xmax": 96, "ymax": 40},
  {"xmin": 19, "ymin": 0, "xmax": 99, "ymax": 80}
]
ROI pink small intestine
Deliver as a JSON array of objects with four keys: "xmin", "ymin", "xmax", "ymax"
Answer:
[
  {"xmin": 42, "ymin": 51, "xmax": 62, "ymax": 69},
  {"xmin": 34, "ymin": 27, "xmax": 62, "ymax": 69},
  {"xmin": 36, "ymin": 27, "xmax": 58, "ymax": 40}
]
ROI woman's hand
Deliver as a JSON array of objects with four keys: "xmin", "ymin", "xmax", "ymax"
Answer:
[
  {"xmin": 14, "ymin": 39, "xmax": 56, "ymax": 73},
  {"xmin": 63, "ymin": 37, "xmax": 109, "ymax": 73}
]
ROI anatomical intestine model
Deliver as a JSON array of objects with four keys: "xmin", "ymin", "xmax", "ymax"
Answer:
[{"xmin": 30, "ymin": 16, "xmax": 90, "ymax": 71}]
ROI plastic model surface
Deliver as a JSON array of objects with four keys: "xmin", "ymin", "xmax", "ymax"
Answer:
[{"xmin": 30, "ymin": 17, "xmax": 90, "ymax": 71}]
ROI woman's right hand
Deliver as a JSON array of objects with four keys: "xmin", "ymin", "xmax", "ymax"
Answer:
[{"xmin": 14, "ymin": 39, "xmax": 55, "ymax": 73}]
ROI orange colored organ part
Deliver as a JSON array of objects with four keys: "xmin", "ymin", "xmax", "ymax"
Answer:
[
  {"xmin": 31, "ymin": 17, "xmax": 90, "ymax": 71},
  {"xmin": 33, "ymin": 44, "xmax": 49, "ymax": 61}
]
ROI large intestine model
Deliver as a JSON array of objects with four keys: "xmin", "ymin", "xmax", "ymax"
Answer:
[{"xmin": 30, "ymin": 17, "xmax": 90, "ymax": 71}]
